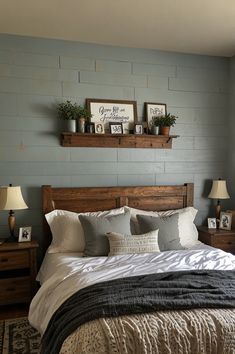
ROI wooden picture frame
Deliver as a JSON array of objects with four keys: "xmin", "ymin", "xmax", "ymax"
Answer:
[
  {"xmin": 86, "ymin": 99, "xmax": 137, "ymax": 133},
  {"xmin": 109, "ymin": 122, "xmax": 123, "ymax": 134},
  {"xmin": 219, "ymin": 212, "xmax": 232, "ymax": 230},
  {"xmin": 145, "ymin": 102, "xmax": 167, "ymax": 131}
]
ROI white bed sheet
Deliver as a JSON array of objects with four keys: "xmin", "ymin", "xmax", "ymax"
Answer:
[
  {"xmin": 30, "ymin": 243, "xmax": 235, "ymax": 335},
  {"xmin": 36, "ymin": 252, "xmax": 83, "ymax": 285},
  {"xmin": 37, "ymin": 242, "xmax": 213, "ymax": 285}
]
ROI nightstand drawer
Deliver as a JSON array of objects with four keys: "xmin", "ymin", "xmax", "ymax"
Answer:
[
  {"xmin": 0, "ymin": 277, "xmax": 31, "ymax": 305},
  {"xmin": 0, "ymin": 241, "xmax": 38, "ymax": 304},
  {"xmin": 198, "ymin": 226, "xmax": 235, "ymax": 254},
  {"xmin": 213, "ymin": 236, "xmax": 235, "ymax": 253},
  {"xmin": 0, "ymin": 250, "xmax": 29, "ymax": 270},
  {"xmin": 213, "ymin": 236, "xmax": 235, "ymax": 247}
]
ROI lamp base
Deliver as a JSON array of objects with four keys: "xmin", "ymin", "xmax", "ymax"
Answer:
[
  {"xmin": 6, "ymin": 234, "xmax": 18, "ymax": 243},
  {"xmin": 8, "ymin": 210, "xmax": 16, "ymax": 239},
  {"xmin": 215, "ymin": 202, "xmax": 221, "ymax": 220},
  {"xmin": 215, "ymin": 200, "xmax": 221, "ymax": 229}
]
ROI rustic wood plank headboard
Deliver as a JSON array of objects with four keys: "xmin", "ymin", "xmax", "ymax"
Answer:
[{"xmin": 42, "ymin": 183, "xmax": 194, "ymax": 253}]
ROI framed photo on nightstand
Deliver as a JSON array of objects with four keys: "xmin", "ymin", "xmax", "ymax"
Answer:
[
  {"xmin": 18, "ymin": 226, "xmax": 32, "ymax": 242},
  {"xmin": 207, "ymin": 218, "xmax": 217, "ymax": 229},
  {"xmin": 226, "ymin": 210, "xmax": 235, "ymax": 229},
  {"xmin": 219, "ymin": 212, "xmax": 232, "ymax": 231}
]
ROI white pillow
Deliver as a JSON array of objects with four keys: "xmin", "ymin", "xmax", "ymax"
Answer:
[
  {"xmin": 107, "ymin": 229, "xmax": 160, "ymax": 256},
  {"xmin": 124, "ymin": 206, "xmax": 159, "ymax": 234},
  {"xmin": 125, "ymin": 206, "xmax": 198, "ymax": 248},
  {"xmin": 158, "ymin": 206, "xmax": 197, "ymax": 218},
  {"xmin": 46, "ymin": 207, "xmax": 126, "ymax": 253}
]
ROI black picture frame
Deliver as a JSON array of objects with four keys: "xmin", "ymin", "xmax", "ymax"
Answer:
[
  {"xmin": 134, "ymin": 124, "xmax": 143, "ymax": 135},
  {"xmin": 109, "ymin": 122, "xmax": 123, "ymax": 134}
]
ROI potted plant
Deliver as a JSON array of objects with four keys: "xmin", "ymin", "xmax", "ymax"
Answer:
[
  {"xmin": 150, "ymin": 118, "xmax": 159, "ymax": 135},
  {"xmin": 77, "ymin": 107, "xmax": 92, "ymax": 133},
  {"xmin": 153, "ymin": 113, "xmax": 177, "ymax": 135},
  {"xmin": 57, "ymin": 100, "xmax": 81, "ymax": 132}
]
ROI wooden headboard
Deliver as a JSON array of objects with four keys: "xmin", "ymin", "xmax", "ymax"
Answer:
[{"xmin": 42, "ymin": 183, "xmax": 193, "ymax": 253}]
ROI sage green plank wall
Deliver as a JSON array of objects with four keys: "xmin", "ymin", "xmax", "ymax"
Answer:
[
  {"xmin": 228, "ymin": 56, "xmax": 235, "ymax": 205},
  {"xmin": 0, "ymin": 34, "xmax": 230, "ymax": 254}
]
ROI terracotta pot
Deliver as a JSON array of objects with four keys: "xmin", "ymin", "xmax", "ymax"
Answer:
[{"xmin": 160, "ymin": 126, "xmax": 170, "ymax": 135}]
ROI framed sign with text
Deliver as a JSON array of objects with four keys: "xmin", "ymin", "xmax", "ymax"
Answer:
[
  {"xmin": 86, "ymin": 99, "xmax": 137, "ymax": 132},
  {"xmin": 145, "ymin": 102, "xmax": 167, "ymax": 130}
]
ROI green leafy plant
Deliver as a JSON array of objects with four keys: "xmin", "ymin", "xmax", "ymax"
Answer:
[
  {"xmin": 57, "ymin": 100, "xmax": 81, "ymax": 120},
  {"xmin": 152, "ymin": 113, "xmax": 177, "ymax": 127},
  {"xmin": 57, "ymin": 101, "xmax": 93, "ymax": 121},
  {"xmin": 78, "ymin": 107, "xmax": 92, "ymax": 120}
]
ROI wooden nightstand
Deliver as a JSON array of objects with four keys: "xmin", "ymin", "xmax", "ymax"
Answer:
[
  {"xmin": 0, "ymin": 240, "xmax": 39, "ymax": 305},
  {"xmin": 198, "ymin": 226, "xmax": 235, "ymax": 254}
]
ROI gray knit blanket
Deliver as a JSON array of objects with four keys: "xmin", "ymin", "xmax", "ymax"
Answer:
[{"xmin": 41, "ymin": 269, "xmax": 235, "ymax": 354}]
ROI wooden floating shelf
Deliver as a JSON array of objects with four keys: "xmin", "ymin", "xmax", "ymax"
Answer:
[{"xmin": 61, "ymin": 133, "xmax": 178, "ymax": 149}]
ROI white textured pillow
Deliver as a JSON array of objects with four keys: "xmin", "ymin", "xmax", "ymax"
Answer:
[
  {"xmin": 46, "ymin": 207, "xmax": 126, "ymax": 253},
  {"xmin": 107, "ymin": 229, "xmax": 160, "ymax": 256},
  {"xmin": 125, "ymin": 206, "xmax": 198, "ymax": 248}
]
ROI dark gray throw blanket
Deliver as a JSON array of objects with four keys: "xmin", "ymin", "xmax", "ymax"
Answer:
[{"xmin": 41, "ymin": 270, "xmax": 235, "ymax": 354}]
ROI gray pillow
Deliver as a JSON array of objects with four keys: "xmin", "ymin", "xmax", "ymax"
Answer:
[
  {"xmin": 79, "ymin": 211, "xmax": 131, "ymax": 256},
  {"xmin": 136, "ymin": 213, "xmax": 184, "ymax": 251}
]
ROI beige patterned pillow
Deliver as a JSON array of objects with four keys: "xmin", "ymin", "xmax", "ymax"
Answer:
[{"xmin": 107, "ymin": 230, "xmax": 160, "ymax": 256}]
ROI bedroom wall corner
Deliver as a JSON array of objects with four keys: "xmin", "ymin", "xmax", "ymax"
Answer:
[{"xmin": 228, "ymin": 56, "xmax": 235, "ymax": 206}]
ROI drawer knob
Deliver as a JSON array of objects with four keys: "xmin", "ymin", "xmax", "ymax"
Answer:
[{"xmin": 0, "ymin": 258, "xmax": 8, "ymax": 262}]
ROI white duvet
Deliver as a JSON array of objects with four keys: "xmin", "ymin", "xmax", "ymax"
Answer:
[{"xmin": 29, "ymin": 245, "xmax": 235, "ymax": 336}]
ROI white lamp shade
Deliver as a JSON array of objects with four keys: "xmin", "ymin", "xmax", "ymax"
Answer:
[
  {"xmin": 208, "ymin": 180, "xmax": 230, "ymax": 199},
  {"xmin": 0, "ymin": 186, "xmax": 28, "ymax": 210}
]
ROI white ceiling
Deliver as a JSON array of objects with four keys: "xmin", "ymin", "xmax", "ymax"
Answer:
[{"xmin": 0, "ymin": 0, "xmax": 235, "ymax": 57}]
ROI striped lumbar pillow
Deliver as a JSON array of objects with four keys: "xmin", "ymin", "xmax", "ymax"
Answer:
[{"xmin": 107, "ymin": 229, "xmax": 160, "ymax": 256}]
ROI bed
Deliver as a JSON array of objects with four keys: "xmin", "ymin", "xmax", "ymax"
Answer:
[{"xmin": 28, "ymin": 184, "xmax": 235, "ymax": 354}]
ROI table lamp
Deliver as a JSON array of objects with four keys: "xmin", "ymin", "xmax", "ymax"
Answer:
[
  {"xmin": 0, "ymin": 184, "xmax": 28, "ymax": 241},
  {"xmin": 208, "ymin": 179, "xmax": 230, "ymax": 220}
]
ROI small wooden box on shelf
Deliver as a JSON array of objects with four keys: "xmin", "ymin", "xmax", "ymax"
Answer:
[
  {"xmin": 198, "ymin": 226, "xmax": 235, "ymax": 254},
  {"xmin": 0, "ymin": 240, "xmax": 39, "ymax": 306}
]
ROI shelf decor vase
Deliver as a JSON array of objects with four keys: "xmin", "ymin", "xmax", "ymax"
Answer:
[
  {"xmin": 151, "ymin": 126, "xmax": 159, "ymax": 135},
  {"xmin": 66, "ymin": 120, "xmax": 76, "ymax": 133},
  {"xmin": 78, "ymin": 117, "xmax": 86, "ymax": 133}
]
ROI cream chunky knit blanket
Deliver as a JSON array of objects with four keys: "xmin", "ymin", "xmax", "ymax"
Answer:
[{"xmin": 60, "ymin": 308, "xmax": 235, "ymax": 354}]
